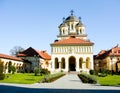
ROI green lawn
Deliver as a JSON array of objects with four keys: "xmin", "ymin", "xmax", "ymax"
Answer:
[
  {"xmin": 98, "ymin": 75, "xmax": 120, "ymax": 86},
  {"xmin": 0, "ymin": 73, "xmax": 44, "ymax": 84}
]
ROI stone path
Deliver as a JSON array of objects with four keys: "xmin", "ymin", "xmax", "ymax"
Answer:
[
  {"xmin": 30, "ymin": 73, "xmax": 120, "ymax": 90},
  {"xmin": 1, "ymin": 73, "xmax": 120, "ymax": 90}
]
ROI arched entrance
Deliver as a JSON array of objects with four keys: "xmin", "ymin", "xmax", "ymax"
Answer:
[{"xmin": 69, "ymin": 56, "xmax": 76, "ymax": 71}]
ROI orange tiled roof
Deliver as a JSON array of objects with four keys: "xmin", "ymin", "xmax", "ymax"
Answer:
[
  {"xmin": 95, "ymin": 45, "xmax": 120, "ymax": 59},
  {"xmin": 31, "ymin": 48, "xmax": 51, "ymax": 60},
  {"xmin": 0, "ymin": 53, "xmax": 23, "ymax": 61},
  {"xmin": 17, "ymin": 53, "xmax": 27, "ymax": 57},
  {"xmin": 17, "ymin": 47, "xmax": 51, "ymax": 60},
  {"xmin": 39, "ymin": 51, "xmax": 51, "ymax": 60},
  {"xmin": 51, "ymin": 37, "xmax": 94, "ymax": 45}
]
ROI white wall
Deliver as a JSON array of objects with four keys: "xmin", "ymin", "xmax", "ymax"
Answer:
[{"xmin": 51, "ymin": 45, "xmax": 94, "ymax": 73}]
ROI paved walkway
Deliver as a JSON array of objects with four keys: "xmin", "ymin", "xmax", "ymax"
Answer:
[{"xmin": 0, "ymin": 73, "xmax": 120, "ymax": 90}]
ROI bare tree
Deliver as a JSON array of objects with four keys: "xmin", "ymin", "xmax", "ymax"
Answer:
[{"xmin": 10, "ymin": 46, "xmax": 24, "ymax": 56}]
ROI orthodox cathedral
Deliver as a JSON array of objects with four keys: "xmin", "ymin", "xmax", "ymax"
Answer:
[
  {"xmin": 0, "ymin": 11, "xmax": 94, "ymax": 74},
  {"xmin": 50, "ymin": 11, "xmax": 94, "ymax": 73}
]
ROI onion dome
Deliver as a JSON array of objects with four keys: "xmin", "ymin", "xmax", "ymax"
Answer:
[
  {"xmin": 65, "ymin": 10, "xmax": 79, "ymax": 22},
  {"xmin": 59, "ymin": 22, "xmax": 68, "ymax": 28},
  {"xmin": 65, "ymin": 15, "xmax": 79, "ymax": 22},
  {"xmin": 76, "ymin": 17, "xmax": 84, "ymax": 27}
]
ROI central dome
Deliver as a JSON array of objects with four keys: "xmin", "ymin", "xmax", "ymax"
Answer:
[{"xmin": 65, "ymin": 15, "xmax": 79, "ymax": 22}]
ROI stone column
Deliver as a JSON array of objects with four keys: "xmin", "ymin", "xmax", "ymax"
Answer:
[
  {"xmin": 90, "ymin": 57, "xmax": 94, "ymax": 70},
  {"xmin": 76, "ymin": 58, "xmax": 79, "ymax": 72},
  {"xmin": 59, "ymin": 62, "xmax": 61, "ymax": 71},
  {"xmin": 65, "ymin": 58, "xmax": 69, "ymax": 72},
  {"xmin": 51, "ymin": 58, "xmax": 55, "ymax": 72}
]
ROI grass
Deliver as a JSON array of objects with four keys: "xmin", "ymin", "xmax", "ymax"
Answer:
[
  {"xmin": 97, "ymin": 75, "xmax": 120, "ymax": 86},
  {"xmin": 0, "ymin": 73, "xmax": 44, "ymax": 84}
]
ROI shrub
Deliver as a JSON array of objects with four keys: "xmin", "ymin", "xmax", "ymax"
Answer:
[
  {"xmin": 41, "ymin": 72, "xmax": 65, "ymax": 83},
  {"xmin": 40, "ymin": 69, "xmax": 50, "ymax": 75},
  {"xmin": 8, "ymin": 61, "xmax": 12, "ymax": 73},
  {"xmin": 89, "ymin": 70, "xmax": 95, "ymax": 75},
  {"xmin": 0, "ymin": 73, "xmax": 5, "ymax": 80},
  {"xmin": 34, "ymin": 67, "xmax": 39, "ymax": 76},
  {"xmin": 98, "ymin": 73, "xmax": 107, "ymax": 77},
  {"xmin": 78, "ymin": 73, "xmax": 97, "ymax": 84},
  {"xmin": 11, "ymin": 66, "xmax": 16, "ymax": 74},
  {"xmin": 97, "ymin": 68, "xmax": 111, "ymax": 77}
]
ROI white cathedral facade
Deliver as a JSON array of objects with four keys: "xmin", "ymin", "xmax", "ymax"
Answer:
[{"xmin": 50, "ymin": 11, "xmax": 94, "ymax": 73}]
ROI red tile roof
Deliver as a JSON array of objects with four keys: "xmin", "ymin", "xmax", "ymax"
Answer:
[
  {"xmin": 17, "ymin": 47, "xmax": 51, "ymax": 60},
  {"xmin": 95, "ymin": 45, "xmax": 120, "ymax": 59},
  {"xmin": 0, "ymin": 53, "xmax": 23, "ymax": 61},
  {"xmin": 51, "ymin": 37, "xmax": 94, "ymax": 45},
  {"xmin": 17, "ymin": 53, "xmax": 27, "ymax": 57},
  {"xmin": 39, "ymin": 51, "xmax": 51, "ymax": 60}
]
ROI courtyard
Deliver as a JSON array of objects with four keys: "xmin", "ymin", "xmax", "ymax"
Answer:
[{"xmin": 0, "ymin": 73, "xmax": 120, "ymax": 93}]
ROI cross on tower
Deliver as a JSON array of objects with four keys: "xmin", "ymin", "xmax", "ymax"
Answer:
[
  {"xmin": 79, "ymin": 17, "xmax": 81, "ymax": 20},
  {"xmin": 63, "ymin": 17, "xmax": 65, "ymax": 22},
  {"xmin": 70, "ymin": 10, "xmax": 74, "ymax": 15}
]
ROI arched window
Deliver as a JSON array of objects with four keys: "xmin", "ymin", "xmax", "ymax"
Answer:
[
  {"xmin": 86, "ymin": 57, "xmax": 90, "ymax": 69},
  {"xmin": 60, "ymin": 30, "xmax": 62, "ymax": 35},
  {"xmin": 79, "ymin": 57, "xmax": 83, "ymax": 68},
  {"xmin": 71, "ymin": 24, "xmax": 74, "ymax": 30},
  {"xmin": 77, "ymin": 30, "xmax": 79, "ymax": 35},
  {"xmin": 63, "ymin": 29, "xmax": 65, "ymax": 34},
  {"xmin": 80, "ymin": 29, "xmax": 82, "ymax": 34},
  {"xmin": 55, "ymin": 58, "xmax": 59, "ymax": 69},
  {"xmin": 61, "ymin": 58, "xmax": 65, "ymax": 69}
]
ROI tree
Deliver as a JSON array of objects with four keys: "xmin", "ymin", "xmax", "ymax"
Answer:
[
  {"xmin": 10, "ymin": 46, "xmax": 24, "ymax": 56},
  {"xmin": 34, "ymin": 67, "xmax": 39, "ymax": 76},
  {"xmin": 0, "ymin": 60, "xmax": 5, "ymax": 80},
  {"xmin": 8, "ymin": 61, "xmax": 12, "ymax": 73},
  {"xmin": 0, "ymin": 60, "xmax": 4, "ymax": 73}
]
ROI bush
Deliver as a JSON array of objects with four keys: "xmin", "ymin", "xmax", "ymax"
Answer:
[
  {"xmin": 8, "ymin": 61, "xmax": 12, "ymax": 73},
  {"xmin": 34, "ymin": 67, "xmax": 39, "ymax": 76},
  {"xmin": 41, "ymin": 72, "xmax": 65, "ymax": 83},
  {"xmin": 40, "ymin": 69, "xmax": 50, "ymax": 75},
  {"xmin": 89, "ymin": 70, "xmax": 95, "ymax": 75},
  {"xmin": 0, "ymin": 73, "xmax": 5, "ymax": 80},
  {"xmin": 98, "ymin": 73, "xmax": 107, "ymax": 77},
  {"xmin": 78, "ymin": 73, "xmax": 97, "ymax": 84},
  {"xmin": 97, "ymin": 69, "xmax": 111, "ymax": 77},
  {"xmin": 11, "ymin": 66, "xmax": 16, "ymax": 74}
]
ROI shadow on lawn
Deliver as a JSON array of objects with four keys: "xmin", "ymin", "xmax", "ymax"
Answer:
[{"xmin": 0, "ymin": 85, "xmax": 120, "ymax": 93}]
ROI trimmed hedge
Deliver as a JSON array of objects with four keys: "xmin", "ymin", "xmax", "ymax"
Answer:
[
  {"xmin": 41, "ymin": 72, "xmax": 65, "ymax": 83},
  {"xmin": 78, "ymin": 73, "xmax": 97, "ymax": 84}
]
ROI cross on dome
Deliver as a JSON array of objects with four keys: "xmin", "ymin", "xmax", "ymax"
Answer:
[
  {"xmin": 63, "ymin": 17, "xmax": 65, "ymax": 22},
  {"xmin": 70, "ymin": 10, "xmax": 74, "ymax": 15},
  {"xmin": 79, "ymin": 17, "xmax": 81, "ymax": 20}
]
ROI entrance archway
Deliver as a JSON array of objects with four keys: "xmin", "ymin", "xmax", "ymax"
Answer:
[{"xmin": 69, "ymin": 56, "xmax": 76, "ymax": 71}]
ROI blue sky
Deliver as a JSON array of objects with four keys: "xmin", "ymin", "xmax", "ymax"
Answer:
[{"xmin": 0, "ymin": 0, "xmax": 120, "ymax": 55}]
